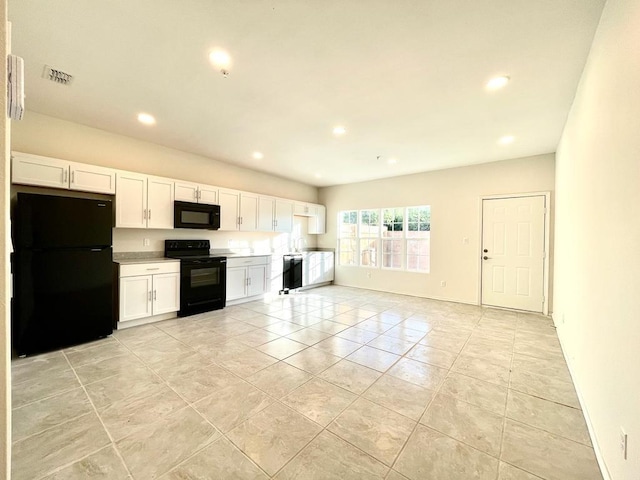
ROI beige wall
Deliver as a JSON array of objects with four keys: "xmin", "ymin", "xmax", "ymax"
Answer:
[
  {"xmin": 11, "ymin": 112, "xmax": 319, "ymax": 256},
  {"xmin": 1, "ymin": 1, "xmax": 11, "ymax": 477},
  {"xmin": 554, "ymin": 0, "xmax": 639, "ymax": 478},
  {"xmin": 12, "ymin": 111, "xmax": 318, "ymax": 203},
  {"xmin": 318, "ymin": 154, "xmax": 555, "ymax": 306}
]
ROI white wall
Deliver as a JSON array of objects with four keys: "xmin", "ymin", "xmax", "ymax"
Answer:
[
  {"xmin": 318, "ymin": 154, "xmax": 555, "ymax": 306},
  {"xmin": 554, "ymin": 0, "xmax": 640, "ymax": 478},
  {"xmin": 1, "ymin": 1, "xmax": 11, "ymax": 477},
  {"xmin": 12, "ymin": 112, "xmax": 318, "ymax": 203},
  {"xmin": 11, "ymin": 112, "xmax": 319, "ymax": 257}
]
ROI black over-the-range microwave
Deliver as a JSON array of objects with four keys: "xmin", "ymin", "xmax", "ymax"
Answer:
[{"xmin": 174, "ymin": 201, "xmax": 221, "ymax": 230}]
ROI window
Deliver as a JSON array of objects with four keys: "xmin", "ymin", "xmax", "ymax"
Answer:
[
  {"xmin": 359, "ymin": 210, "xmax": 379, "ymax": 267},
  {"xmin": 406, "ymin": 206, "xmax": 431, "ymax": 272},
  {"xmin": 338, "ymin": 206, "xmax": 431, "ymax": 272},
  {"xmin": 382, "ymin": 208, "xmax": 404, "ymax": 269},
  {"xmin": 338, "ymin": 211, "xmax": 357, "ymax": 266}
]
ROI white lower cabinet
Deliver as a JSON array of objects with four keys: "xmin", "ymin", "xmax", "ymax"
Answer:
[
  {"xmin": 226, "ymin": 256, "xmax": 270, "ymax": 304},
  {"xmin": 302, "ymin": 251, "xmax": 335, "ymax": 287},
  {"xmin": 118, "ymin": 261, "xmax": 180, "ymax": 327}
]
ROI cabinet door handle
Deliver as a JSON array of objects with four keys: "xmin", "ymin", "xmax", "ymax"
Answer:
[
  {"xmin": 240, "ymin": 216, "xmax": 243, "ymax": 225},
  {"xmin": 146, "ymin": 267, "xmax": 160, "ymax": 271},
  {"xmin": 154, "ymin": 290, "xmax": 157, "ymax": 300},
  {"xmin": 71, "ymin": 171, "xmax": 74, "ymax": 184},
  {"xmin": 148, "ymin": 291, "xmax": 152, "ymax": 301},
  {"xmin": 63, "ymin": 170, "xmax": 68, "ymax": 184},
  {"xmin": 248, "ymin": 277, "xmax": 251, "ymax": 286},
  {"xmin": 143, "ymin": 209, "xmax": 147, "ymax": 220},
  {"xmin": 148, "ymin": 209, "xmax": 151, "ymax": 220}
]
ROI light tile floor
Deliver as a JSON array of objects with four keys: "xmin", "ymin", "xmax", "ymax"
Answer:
[{"xmin": 11, "ymin": 285, "xmax": 604, "ymax": 480}]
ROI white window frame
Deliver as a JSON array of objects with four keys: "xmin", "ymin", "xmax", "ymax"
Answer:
[{"xmin": 338, "ymin": 206, "xmax": 431, "ymax": 273}]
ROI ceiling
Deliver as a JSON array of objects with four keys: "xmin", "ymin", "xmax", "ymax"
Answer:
[{"xmin": 9, "ymin": 0, "xmax": 605, "ymax": 187}]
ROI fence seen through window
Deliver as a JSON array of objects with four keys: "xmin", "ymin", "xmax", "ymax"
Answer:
[{"xmin": 339, "ymin": 206, "xmax": 431, "ymax": 272}]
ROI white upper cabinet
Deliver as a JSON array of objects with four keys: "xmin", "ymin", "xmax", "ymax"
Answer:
[
  {"xmin": 147, "ymin": 176, "xmax": 175, "ymax": 229},
  {"xmin": 174, "ymin": 181, "xmax": 199, "ymax": 203},
  {"xmin": 309, "ymin": 204, "xmax": 326, "ymax": 234},
  {"xmin": 12, "ymin": 151, "xmax": 325, "ymax": 234},
  {"xmin": 239, "ymin": 192, "xmax": 259, "ymax": 232},
  {"xmin": 115, "ymin": 172, "xmax": 147, "ymax": 228},
  {"xmin": 258, "ymin": 196, "xmax": 275, "ymax": 231},
  {"xmin": 293, "ymin": 201, "xmax": 326, "ymax": 234},
  {"xmin": 199, "ymin": 184, "xmax": 218, "ymax": 204},
  {"xmin": 274, "ymin": 199, "xmax": 294, "ymax": 232},
  {"xmin": 294, "ymin": 202, "xmax": 313, "ymax": 216},
  {"xmin": 257, "ymin": 197, "xmax": 294, "ymax": 233},
  {"xmin": 12, "ymin": 151, "xmax": 116, "ymax": 194},
  {"xmin": 175, "ymin": 181, "xmax": 218, "ymax": 205},
  {"xmin": 218, "ymin": 188, "xmax": 241, "ymax": 231},
  {"xmin": 69, "ymin": 162, "xmax": 116, "ymax": 194},
  {"xmin": 115, "ymin": 172, "xmax": 174, "ymax": 229}
]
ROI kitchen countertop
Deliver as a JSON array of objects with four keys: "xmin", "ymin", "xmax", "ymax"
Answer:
[
  {"xmin": 113, "ymin": 257, "xmax": 180, "ymax": 265},
  {"xmin": 113, "ymin": 250, "xmax": 272, "ymax": 264}
]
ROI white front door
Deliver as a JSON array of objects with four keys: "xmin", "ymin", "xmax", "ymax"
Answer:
[{"xmin": 481, "ymin": 196, "xmax": 546, "ymax": 312}]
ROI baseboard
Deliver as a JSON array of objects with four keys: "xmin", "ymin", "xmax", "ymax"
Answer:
[
  {"xmin": 330, "ymin": 281, "xmax": 479, "ymax": 307},
  {"xmin": 552, "ymin": 313, "xmax": 612, "ymax": 480}
]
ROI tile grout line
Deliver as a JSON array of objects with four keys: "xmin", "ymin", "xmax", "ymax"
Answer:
[
  {"xmin": 13, "ymin": 288, "xmax": 587, "ymax": 480},
  {"xmin": 385, "ymin": 311, "xmax": 480, "ymax": 477},
  {"xmin": 48, "ymin": 349, "xmax": 135, "ymax": 479}
]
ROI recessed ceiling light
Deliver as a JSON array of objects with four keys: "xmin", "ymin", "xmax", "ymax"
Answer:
[
  {"xmin": 486, "ymin": 76, "xmax": 510, "ymax": 90},
  {"xmin": 137, "ymin": 113, "xmax": 156, "ymax": 125},
  {"xmin": 332, "ymin": 126, "xmax": 346, "ymax": 136},
  {"xmin": 209, "ymin": 48, "xmax": 232, "ymax": 76},
  {"xmin": 252, "ymin": 151, "xmax": 264, "ymax": 160},
  {"xmin": 498, "ymin": 135, "xmax": 515, "ymax": 145},
  {"xmin": 387, "ymin": 158, "xmax": 398, "ymax": 165}
]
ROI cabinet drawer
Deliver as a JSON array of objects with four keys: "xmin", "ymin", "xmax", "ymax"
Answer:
[
  {"xmin": 227, "ymin": 256, "xmax": 269, "ymax": 268},
  {"xmin": 119, "ymin": 261, "xmax": 180, "ymax": 277}
]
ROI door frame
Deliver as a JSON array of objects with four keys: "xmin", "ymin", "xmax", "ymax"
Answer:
[{"xmin": 477, "ymin": 192, "xmax": 551, "ymax": 315}]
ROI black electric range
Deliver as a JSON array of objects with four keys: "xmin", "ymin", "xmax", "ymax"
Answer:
[{"xmin": 164, "ymin": 240, "xmax": 227, "ymax": 317}]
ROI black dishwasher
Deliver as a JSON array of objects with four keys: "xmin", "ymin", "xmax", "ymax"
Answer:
[{"xmin": 281, "ymin": 254, "xmax": 303, "ymax": 294}]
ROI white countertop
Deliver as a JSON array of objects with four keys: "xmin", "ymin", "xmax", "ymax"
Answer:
[{"xmin": 114, "ymin": 257, "xmax": 180, "ymax": 265}]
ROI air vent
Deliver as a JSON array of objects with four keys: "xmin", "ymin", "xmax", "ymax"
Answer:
[{"xmin": 43, "ymin": 65, "xmax": 74, "ymax": 85}]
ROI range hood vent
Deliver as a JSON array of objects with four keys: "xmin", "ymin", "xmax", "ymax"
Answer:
[{"xmin": 43, "ymin": 65, "xmax": 73, "ymax": 85}]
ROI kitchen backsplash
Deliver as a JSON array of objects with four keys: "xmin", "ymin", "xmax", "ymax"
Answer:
[{"xmin": 112, "ymin": 215, "xmax": 317, "ymax": 255}]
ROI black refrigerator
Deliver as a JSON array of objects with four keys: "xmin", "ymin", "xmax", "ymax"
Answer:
[{"xmin": 12, "ymin": 193, "xmax": 114, "ymax": 356}]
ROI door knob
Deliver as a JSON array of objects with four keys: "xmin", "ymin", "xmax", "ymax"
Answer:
[{"xmin": 483, "ymin": 256, "xmax": 490, "ymax": 260}]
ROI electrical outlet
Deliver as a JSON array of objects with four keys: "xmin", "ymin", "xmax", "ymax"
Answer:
[
  {"xmin": 143, "ymin": 238, "xmax": 150, "ymax": 247},
  {"xmin": 620, "ymin": 428, "xmax": 628, "ymax": 460},
  {"xmin": 440, "ymin": 280, "xmax": 446, "ymax": 287}
]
